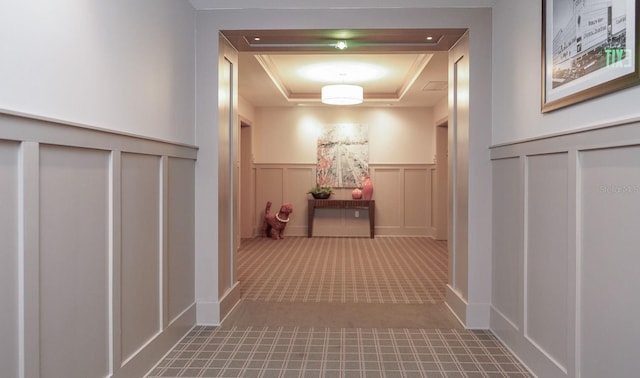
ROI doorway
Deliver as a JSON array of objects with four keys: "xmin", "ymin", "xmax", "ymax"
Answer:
[
  {"xmin": 215, "ymin": 25, "xmax": 476, "ymax": 328},
  {"xmin": 435, "ymin": 121, "xmax": 449, "ymax": 241},
  {"xmin": 240, "ymin": 120, "xmax": 254, "ymax": 241}
]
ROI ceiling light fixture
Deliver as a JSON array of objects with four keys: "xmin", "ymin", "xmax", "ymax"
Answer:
[
  {"xmin": 334, "ymin": 40, "xmax": 348, "ymax": 50},
  {"xmin": 321, "ymin": 84, "xmax": 363, "ymax": 105}
]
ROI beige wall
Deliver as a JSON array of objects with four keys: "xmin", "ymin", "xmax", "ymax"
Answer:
[
  {"xmin": 253, "ymin": 106, "xmax": 436, "ymax": 164},
  {"xmin": 243, "ymin": 105, "xmax": 440, "ymax": 237},
  {"xmin": 433, "ymin": 96, "xmax": 448, "ymax": 124},
  {"xmin": 239, "ymin": 95, "xmax": 256, "ymax": 123}
]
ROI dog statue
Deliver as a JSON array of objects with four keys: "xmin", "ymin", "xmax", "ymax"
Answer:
[{"xmin": 262, "ymin": 201, "xmax": 293, "ymax": 240}]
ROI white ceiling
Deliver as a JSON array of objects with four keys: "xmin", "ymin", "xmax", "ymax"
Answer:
[
  {"xmin": 239, "ymin": 52, "xmax": 449, "ymax": 107},
  {"xmin": 189, "ymin": 0, "xmax": 497, "ymax": 10},
  {"xmin": 225, "ymin": 29, "xmax": 464, "ymax": 108}
]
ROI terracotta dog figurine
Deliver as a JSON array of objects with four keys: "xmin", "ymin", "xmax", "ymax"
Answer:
[{"xmin": 262, "ymin": 201, "xmax": 293, "ymax": 240}]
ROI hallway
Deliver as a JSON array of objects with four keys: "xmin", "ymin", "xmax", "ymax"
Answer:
[{"xmin": 147, "ymin": 237, "xmax": 531, "ymax": 377}]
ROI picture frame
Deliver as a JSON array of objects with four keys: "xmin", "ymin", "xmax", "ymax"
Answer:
[
  {"xmin": 316, "ymin": 124, "xmax": 369, "ymax": 188},
  {"xmin": 542, "ymin": 0, "xmax": 640, "ymax": 112}
]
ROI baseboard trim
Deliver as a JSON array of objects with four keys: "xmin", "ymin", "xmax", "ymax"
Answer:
[
  {"xmin": 466, "ymin": 302, "xmax": 491, "ymax": 329},
  {"xmin": 196, "ymin": 300, "xmax": 220, "ymax": 326},
  {"xmin": 219, "ymin": 281, "xmax": 241, "ymax": 322},
  {"xmin": 115, "ymin": 303, "xmax": 196, "ymax": 378},
  {"xmin": 445, "ymin": 285, "xmax": 467, "ymax": 327},
  {"xmin": 445, "ymin": 285, "xmax": 490, "ymax": 329},
  {"xmin": 195, "ymin": 282, "xmax": 241, "ymax": 326}
]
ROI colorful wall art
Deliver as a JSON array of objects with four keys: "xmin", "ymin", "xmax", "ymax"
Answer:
[{"xmin": 316, "ymin": 124, "xmax": 369, "ymax": 188}]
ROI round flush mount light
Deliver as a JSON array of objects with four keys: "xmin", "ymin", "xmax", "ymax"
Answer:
[{"xmin": 321, "ymin": 84, "xmax": 363, "ymax": 105}]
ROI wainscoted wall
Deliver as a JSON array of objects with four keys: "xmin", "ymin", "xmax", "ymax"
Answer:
[
  {"xmin": 0, "ymin": 112, "xmax": 197, "ymax": 378},
  {"xmin": 490, "ymin": 120, "xmax": 640, "ymax": 378},
  {"xmin": 252, "ymin": 163, "xmax": 436, "ymax": 237}
]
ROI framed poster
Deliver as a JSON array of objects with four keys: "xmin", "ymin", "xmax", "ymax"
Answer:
[{"xmin": 542, "ymin": 0, "xmax": 640, "ymax": 112}]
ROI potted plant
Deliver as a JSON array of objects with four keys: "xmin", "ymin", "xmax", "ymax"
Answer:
[{"xmin": 308, "ymin": 184, "xmax": 332, "ymax": 199}]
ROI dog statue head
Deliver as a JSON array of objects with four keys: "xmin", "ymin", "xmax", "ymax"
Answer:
[{"xmin": 279, "ymin": 203, "xmax": 293, "ymax": 216}]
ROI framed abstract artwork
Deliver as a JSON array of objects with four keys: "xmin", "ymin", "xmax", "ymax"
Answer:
[{"xmin": 316, "ymin": 124, "xmax": 368, "ymax": 188}]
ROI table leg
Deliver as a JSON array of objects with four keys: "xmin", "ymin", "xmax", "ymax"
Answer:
[
  {"xmin": 308, "ymin": 202, "xmax": 315, "ymax": 237},
  {"xmin": 369, "ymin": 202, "xmax": 375, "ymax": 238}
]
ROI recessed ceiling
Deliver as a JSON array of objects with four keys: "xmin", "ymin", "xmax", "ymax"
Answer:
[{"xmin": 222, "ymin": 29, "xmax": 465, "ymax": 107}]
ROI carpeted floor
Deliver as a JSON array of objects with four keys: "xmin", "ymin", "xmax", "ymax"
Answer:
[
  {"xmin": 237, "ymin": 237, "xmax": 448, "ymax": 304},
  {"xmin": 147, "ymin": 237, "xmax": 532, "ymax": 377},
  {"xmin": 149, "ymin": 326, "xmax": 531, "ymax": 378}
]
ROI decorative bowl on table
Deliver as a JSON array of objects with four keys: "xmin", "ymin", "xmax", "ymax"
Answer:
[{"xmin": 308, "ymin": 184, "xmax": 332, "ymax": 200}]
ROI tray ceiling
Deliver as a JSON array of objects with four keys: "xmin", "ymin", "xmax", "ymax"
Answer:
[{"xmin": 222, "ymin": 29, "xmax": 465, "ymax": 107}]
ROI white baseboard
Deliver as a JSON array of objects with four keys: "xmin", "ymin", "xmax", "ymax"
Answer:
[
  {"xmin": 445, "ymin": 285, "xmax": 490, "ymax": 329},
  {"xmin": 466, "ymin": 301, "xmax": 491, "ymax": 329},
  {"xmin": 196, "ymin": 300, "xmax": 220, "ymax": 325},
  {"xmin": 195, "ymin": 282, "xmax": 241, "ymax": 326},
  {"xmin": 116, "ymin": 303, "xmax": 196, "ymax": 378},
  {"xmin": 219, "ymin": 281, "xmax": 241, "ymax": 322},
  {"xmin": 445, "ymin": 285, "xmax": 467, "ymax": 326}
]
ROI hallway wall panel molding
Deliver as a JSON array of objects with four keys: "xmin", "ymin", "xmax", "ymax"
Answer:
[
  {"xmin": 491, "ymin": 119, "xmax": 640, "ymax": 378},
  {"xmin": 253, "ymin": 163, "xmax": 435, "ymax": 237},
  {"xmin": 0, "ymin": 112, "xmax": 197, "ymax": 378}
]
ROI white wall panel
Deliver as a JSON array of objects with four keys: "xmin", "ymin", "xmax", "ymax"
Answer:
[
  {"xmin": 0, "ymin": 141, "xmax": 19, "ymax": 378},
  {"xmin": 374, "ymin": 169, "xmax": 402, "ymax": 227},
  {"xmin": 580, "ymin": 146, "xmax": 640, "ymax": 378},
  {"xmin": 285, "ymin": 167, "xmax": 314, "ymax": 231},
  {"xmin": 254, "ymin": 164, "xmax": 433, "ymax": 237},
  {"xmin": 491, "ymin": 157, "xmax": 522, "ymax": 329},
  {"xmin": 39, "ymin": 145, "xmax": 110, "ymax": 378},
  {"xmin": 168, "ymin": 157, "xmax": 195, "ymax": 322},
  {"xmin": 255, "ymin": 168, "xmax": 285, "ymax": 230},
  {"xmin": 526, "ymin": 153, "xmax": 569, "ymax": 371},
  {"xmin": 404, "ymin": 168, "xmax": 429, "ymax": 229},
  {"xmin": 1, "ymin": 112, "xmax": 197, "ymax": 378},
  {"xmin": 491, "ymin": 121, "xmax": 640, "ymax": 378},
  {"xmin": 121, "ymin": 153, "xmax": 161, "ymax": 362}
]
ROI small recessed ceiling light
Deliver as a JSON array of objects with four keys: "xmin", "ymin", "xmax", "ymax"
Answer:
[
  {"xmin": 253, "ymin": 37, "xmax": 261, "ymax": 41},
  {"xmin": 426, "ymin": 36, "xmax": 433, "ymax": 41},
  {"xmin": 334, "ymin": 41, "xmax": 348, "ymax": 50}
]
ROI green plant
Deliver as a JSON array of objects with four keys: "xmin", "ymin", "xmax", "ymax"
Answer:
[{"xmin": 308, "ymin": 184, "xmax": 332, "ymax": 195}]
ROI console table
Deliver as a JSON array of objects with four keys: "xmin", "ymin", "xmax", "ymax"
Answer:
[{"xmin": 307, "ymin": 199, "xmax": 375, "ymax": 238}]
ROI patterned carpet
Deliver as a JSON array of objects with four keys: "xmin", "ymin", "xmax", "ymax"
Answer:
[
  {"xmin": 149, "ymin": 326, "xmax": 531, "ymax": 378},
  {"xmin": 237, "ymin": 237, "xmax": 448, "ymax": 304},
  {"xmin": 147, "ymin": 237, "xmax": 533, "ymax": 377}
]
